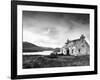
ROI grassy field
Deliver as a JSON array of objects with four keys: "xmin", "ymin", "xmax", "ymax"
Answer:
[{"xmin": 23, "ymin": 55, "xmax": 90, "ymax": 69}]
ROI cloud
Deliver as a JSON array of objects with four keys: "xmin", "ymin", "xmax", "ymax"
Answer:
[{"xmin": 23, "ymin": 11, "xmax": 90, "ymax": 48}]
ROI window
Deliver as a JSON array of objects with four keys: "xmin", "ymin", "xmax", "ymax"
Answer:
[
  {"xmin": 82, "ymin": 45, "xmax": 84, "ymax": 47},
  {"xmin": 78, "ymin": 49, "xmax": 80, "ymax": 52}
]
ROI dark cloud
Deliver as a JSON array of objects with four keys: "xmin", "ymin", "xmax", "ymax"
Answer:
[{"xmin": 23, "ymin": 11, "xmax": 90, "ymax": 47}]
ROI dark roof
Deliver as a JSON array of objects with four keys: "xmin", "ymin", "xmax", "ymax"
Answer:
[
  {"xmin": 71, "ymin": 39, "xmax": 80, "ymax": 42},
  {"xmin": 65, "ymin": 38, "xmax": 80, "ymax": 44},
  {"xmin": 65, "ymin": 38, "xmax": 89, "ymax": 47}
]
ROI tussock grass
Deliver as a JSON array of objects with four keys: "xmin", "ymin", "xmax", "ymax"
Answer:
[{"xmin": 23, "ymin": 55, "xmax": 89, "ymax": 69}]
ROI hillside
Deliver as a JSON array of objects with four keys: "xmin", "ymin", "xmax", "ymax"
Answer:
[{"xmin": 23, "ymin": 42, "xmax": 54, "ymax": 52}]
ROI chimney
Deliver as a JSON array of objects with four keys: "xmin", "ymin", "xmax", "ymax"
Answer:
[{"xmin": 80, "ymin": 34, "xmax": 85, "ymax": 40}]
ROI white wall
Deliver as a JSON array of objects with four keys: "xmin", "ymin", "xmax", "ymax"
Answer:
[{"xmin": 0, "ymin": 0, "xmax": 99, "ymax": 80}]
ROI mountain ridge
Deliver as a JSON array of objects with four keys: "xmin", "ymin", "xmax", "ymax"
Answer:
[{"xmin": 23, "ymin": 42, "xmax": 54, "ymax": 52}]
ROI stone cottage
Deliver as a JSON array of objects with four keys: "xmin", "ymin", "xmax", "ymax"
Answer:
[{"xmin": 60, "ymin": 35, "xmax": 90, "ymax": 56}]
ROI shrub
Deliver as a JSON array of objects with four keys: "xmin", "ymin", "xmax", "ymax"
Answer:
[
  {"xmin": 58, "ymin": 53, "xmax": 64, "ymax": 56},
  {"xmin": 49, "ymin": 53, "xmax": 58, "ymax": 58}
]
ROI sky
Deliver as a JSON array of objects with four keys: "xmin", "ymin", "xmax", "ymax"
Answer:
[{"xmin": 23, "ymin": 11, "xmax": 90, "ymax": 48}]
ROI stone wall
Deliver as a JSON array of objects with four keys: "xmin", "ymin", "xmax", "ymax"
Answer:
[{"xmin": 60, "ymin": 37, "xmax": 89, "ymax": 56}]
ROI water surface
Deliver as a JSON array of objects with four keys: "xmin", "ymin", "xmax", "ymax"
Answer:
[{"xmin": 23, "ymin": 51, "xmax": 53, "ymax": 55}]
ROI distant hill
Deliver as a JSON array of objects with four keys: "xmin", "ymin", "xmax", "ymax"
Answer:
[{"xmin": 23, "ymin": 42, "xmax": 54, "ymax": 52}]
